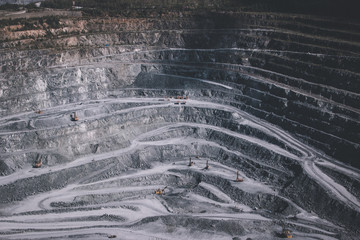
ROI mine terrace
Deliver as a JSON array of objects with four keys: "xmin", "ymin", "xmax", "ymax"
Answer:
[{"xmin": 0, "ymin": 0, "xmax": 359, "ymax": 239}]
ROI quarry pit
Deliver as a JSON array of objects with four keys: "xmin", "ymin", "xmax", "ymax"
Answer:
[{"xmin": 0, "ymin": 1, "xmax": 359, "ymax": 239}]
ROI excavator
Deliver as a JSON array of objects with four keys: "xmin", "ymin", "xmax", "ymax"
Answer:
[
  {"xmin": 235, "ymin": 171, "xmax": 244, "ymax": 182},
  {"xmin": 281, "ymin": 228, "xmax": 292, "ymax": 238},
  {"xmin": 155, "ymin": 186, "xmax": 168, "ymax": 195},
  {"xmin": 71, "ymin": 112, "xmax": 79, "ymax": 121},
  {"xmin": 188, "ymin": 157, "xmax": 195, "ymax": 166},
  {"xmin": 33, "ymin": 158, "xmax": 42, "ymax": 168},
  {"xmin": 204, "ymin": 160, "xmax": 210, "ymax": 169}
]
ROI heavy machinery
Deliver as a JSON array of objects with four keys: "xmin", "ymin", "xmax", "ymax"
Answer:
[
  {"xmin": 71, "ymin": 112, "xmax": 79, "ymax": 121},
  {"xmin": 281, "ymin": 228, "xmax": 292, "ymax": 238},
  {"xmin": 155, "ymin": 186, "xmax": 168, "ymax": 195},
  {"xmin": 175, "ymin": 96, "xmax": 188, "ymax": 100},
  {"xmin": 188, "ymin": 157, "xmax": 195, "ymax": 166},
  {"xmin": 205, "ymin": 160, "xmax": 210, "ymax": 169},
  {"xmin": 33, "ymin": 158, "xmax": 42, "ymax": 168},
  {"xmin": 35, "ymin": 110, "xmax": 43, "ymax": 114},
  {"xmin": 235, "ymin": 171, "xmax": 244, "ymax": 182}
]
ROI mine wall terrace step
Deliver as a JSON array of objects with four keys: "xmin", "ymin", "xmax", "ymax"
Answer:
[
  {"xmin": 128, "ymin": 81, "xmax": 360, "ymax": 147},
  {"xmin": 268, "ymin": 22, "xmax": 360, "ymax": 43},
  {"xmin": 1, "ymin": 30, "xmax": 358, "ymax": 73},
  {"xmin": 0, "ymin": 30, "xmax": 330, "ymax": 56},
  {"xmin": 239, "ymin": 103, "xmax": 359, "ymax": 168},
  {"xmin": 317, "ymin": 164, "xmax": 360, "ymax": 200},
  {"xmin": 248, "ymin": 54, "xmax": 360, "ymax": 92},
  {"xmin": 181, "ymin": 30, "xmax": 360, "ymax": 55},
  {"xmin": 248, "ymin": 57, "xmax": 360, "ymax": 97},
  {"xmin": 153, "ymin": 48, "xmax": 360, "ymax": 74},
  {"xmin": 156, "ymin": 62, "xmax": 360, "ymax": 112},
  {"xmin": 266, "ymin": 38, "xmax": 359, "ymax": 56},
  {"xmin": 249, "ymin": 51, "xmax": 360, "ymax": 77},
  {"xmin": 238, "ymin": 89, "xmax": 359, "ymax": 143},
  {"xmin": 2, "ymin": 46, "xmax": 359, "ymax": 74},
  {"xmin": 0, "ymin": 91, "xmax": 354, "ymax": 162},
  {"xmin": 283, "ymin": 168, "xmax": 360, "ymax": 231},
  {"xmin": 126, "ymin": 77, "xmax": 360, "ymax": 147},
  {"xmin": 4, "ymin": 54, "xmax": 354, "ymax": 120},
  {"xmin": 232, "ymin": 12, "xmax": 360, "ymax": 33},
  {"xmin": 284, "ymin": 107, "xmax": 358, "ymax": 144},
  {"xmin": 237, "ymin": 89, "xmax": 360, "ymax": 144},
  {"xmin": 257, "ymin": 30, "xmax": 360, "ymax": 54},
  {"xmin": 2, "ymin": 86, "xmax": 355, "ymax": 168},
  {"xmin": 259, "ymin": 52, "xmax": 360, "ymax": 73},
  {"xmin": 253, "ymin": 59, "xmax": 359, "ymax": 95}
]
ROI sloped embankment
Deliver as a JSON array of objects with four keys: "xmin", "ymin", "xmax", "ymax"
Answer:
[{"xmin": 0, "ymin": 9, "xmax": 359, "ymax": 240}]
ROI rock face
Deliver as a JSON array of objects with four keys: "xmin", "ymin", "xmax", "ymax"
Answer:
[
  {"xmin": 0, "ymin": 6, "xmax": 359, "ymax": 240},
  {"xmin": 0, "ymin": 0, "xmax": 42, "ymax": 5}
]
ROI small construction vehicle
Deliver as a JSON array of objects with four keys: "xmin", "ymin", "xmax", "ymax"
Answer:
[
  {"xmin": 35, "ymin": 109, "xmax": 43, "ymax": 114},
  {"xmin": 205, "ymin": 160, "xmax": 210, "ymax": 170},
  {"xmin": 188, "ymin": 157, "xmax": 195, "ymax": 166},
  {"xmin": 195, "ymin": 156, "xmax": 200, "ymax": 159},
  {"xmin": 155, "ymin": 186, "xmax": 168, "ymax": 195},
  {"xmin": 281, "ymin": 228, "xmax": 292, "ymax": 238},
  {"xmin": 71, "ymin": 112, "xmax": 79, "ymax": 121},
  {"xmin": 33, "ymin": 158, "xmax": 42, "ymax": 168},
  {"xmin": 235, "ymin": 171, "xmax": 244, "ymax": 182}
]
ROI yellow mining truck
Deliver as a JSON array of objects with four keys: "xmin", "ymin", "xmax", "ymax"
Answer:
[
  {"xmin": 281, "ymin": 228, "xmax": 292, "ymax": 238},
  {"xmin": 155, "ymin": 186, "xmax": 168, "ymax": 195}
]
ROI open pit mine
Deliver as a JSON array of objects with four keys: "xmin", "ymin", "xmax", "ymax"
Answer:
[{"xmin": 0, "ymin": 1, "xmax": 359, "ymax": 239}]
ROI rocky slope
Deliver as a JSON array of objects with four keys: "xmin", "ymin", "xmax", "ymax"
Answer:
[
  {"xmin": 0, "ymin": 0, "xmax": 42, "ymax": 5},
  {"xmin": 0, "ymin": 5, "xmax": 359, "ymax": 240}
]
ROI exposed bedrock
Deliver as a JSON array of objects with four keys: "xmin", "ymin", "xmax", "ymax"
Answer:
[
  {"xmin": 0, "ymin": 9, "xmax": 359, "ymax": 240},
  {"xmin": 1, "ymin": 19, "xmax": 359, "ymax": 166}
]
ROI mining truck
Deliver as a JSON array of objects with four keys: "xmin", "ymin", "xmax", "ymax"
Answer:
[
  {"xmin": 72, "ymin": 112, "xmax": 79, "ymax": 121},
  {"xmin": 235, "ymin": 171, "xmax": 244, "ymax": 182},
  {"xmin": 155, "ymin": 186, "xmax": 168, "ymax": 195},
  {"xmin": 33, "ymin": 159, "xmax": 42, "ymax": 168},
  {"xmin": 281, "ymin": 228, "xmax": 292, "ymax": 238}
]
